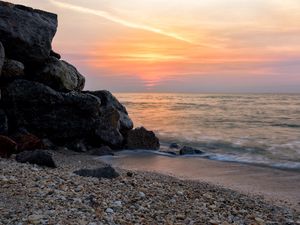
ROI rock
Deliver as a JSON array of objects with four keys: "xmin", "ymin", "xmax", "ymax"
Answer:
[
  {"xmin": 169, "ymin": 143, "xmax": 180, "ymax": 149},
  {"xmin": 11, "ymin": 129, "xmax": 44, "ymax": 152},
  {"xmin": 163, "ymin": 151, "xmax": 177, "ymax": 156},
  {"xmin": 179, "ymin": 146, "xmax": 204, "ymax": 155},
  {"xmin": 66, "ymin": 139, "xmax": 88, "ymax": 152},
  {"xmin": 74, "ymin": 166, "xmax": 119, "ymax": 179},
  {"xmin": 0, "ymin": 109, "xmax": 8, "ymax": 134},
  {"xmin": 0, "ymin": 41, "xmax": 4, "ymax": 76},
  {"xmin": 91, "ymin": 146, "xmax": 114, "ymax": 156},
  {"xmin": 0, "ymin": 1, "xmax": 57, "ymax": 65},
  {"xmin": 85, "ymin": 90, "xmax": 133, "ymax": 131},
  {"xmin": 1, "ymin": 59, "xmax": 24, "ymax": 80},
  {"xmin": 50, "ymin": 49, "xmax": 61, "ymax": 59},
  {"xmin": 139, "ymin": 192, "xmax": 146, "ymax": 198},
  {"xmin": 126, "ymin": 171, "xmax": 133, "ymax": 177},
  {"xmin": 2, "ymin": 80, "xmax": 101, "ymax": 141},
  {"xmin": 0, "ymin": 135, "xmax": 17, "ymax": 158},
  {"xmin": 16, "ymin": 150, "xmax": 56, "ymax": 168},
  {"xmin": 27, "ymin": 214, "xmax": 45, "ymax": 224},
  {"xmin": 105, "ymin": 208, "xmax": 114, "ymax": 214},
  {"xmin": 125, "ymin": 127, "xmax": 160, "ymax": 150},
  {"xmin": 32, "ymin": 57, "xmax": 85, "ymax": 92}
]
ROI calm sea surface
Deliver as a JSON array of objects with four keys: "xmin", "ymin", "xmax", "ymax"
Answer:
[{"xmin": 115, "ymin": 93, "xmax": 300, "ymax": 170}]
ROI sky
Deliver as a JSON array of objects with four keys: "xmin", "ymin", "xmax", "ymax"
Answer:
[{"xmin": 9, "ymin": 0, "xmax": 300, "ymax": 93}]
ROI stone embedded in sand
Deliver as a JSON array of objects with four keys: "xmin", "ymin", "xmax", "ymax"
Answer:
[
  {"xmin": 32, "ymin": 57, "xmax": 85, "ymax": 92},
  {"xmin": 16, "ymin": 150, "xmax": 56, "ymax": 168},
  {"xmin": 74, "ymin": 166, "xmax": 119, "ymax": 179},
  {"xmin": 0, "ymin": 41, "xmax": 4, "ymax": 76},
  {"xmin": 125, "ymin": 127, "xmax": 160, "ymax": 150},
  {"xmin": 0, "ymin": 1, "xmax": 57, "ymax": 64},
  {"xmin": 0, "ymin": 135, "xmax": 17, "ymax": 158},
  {"xmin": 1, "ymin": 59, "xmax": 24, "ymax": 79}
]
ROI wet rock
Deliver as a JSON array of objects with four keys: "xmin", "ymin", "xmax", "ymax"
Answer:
[
  {"xmin": 0, "ymin": 1, "xmax": 57, "ymax": 65},
  {"xmin": 0, "ymin": 109, "xmax": 8, "ymax": 135},
  {"xmin": 1, "ymin": 59, "xmax": 24, "ymax": 80},
  {"xmin": 0, "ymin": 41, "xmax": 4, "ymax": 76},
  {"xmin": 91, "ymin": 146, "xmax": 114, "ymax": 156},
  {"xmin": 170, "ymin": 143, "xmax": 180, "ymax": 149},
  {"xmin": 125, "ymin": 127, "xmax": 160, "ymax": 150},
  {"xmin": 179, "ymin": 146, "xmax": 204, "ymax": 155},
  {"xmin": 0, "ymin": 135, "xmax": 17, "ymax": 158},
  {"xmin": 85, "ymin": 90, "xmax": 133, "ymax": 131},
  {"xmin": 32, "ymin": 57, "xmax": 85, "ymax": 92},
  {"xmin": 74, "ymin": 166, "xmax": 119, "ymax": 179},
  {"xmin": 66, "ymin": 139, "xmax": 88, "ymax": 152},
  {"xmin": 16, "ymin": 150, "xmax": 56, "ymax": 168}
]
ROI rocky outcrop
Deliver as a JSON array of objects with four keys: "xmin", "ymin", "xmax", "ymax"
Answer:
[
  {"xmin": 74, "ymin": 166, "xmax": 119, "ymax": 179},
  {"xmin": 125, "ymin": 127, "xmax": 160, "ymax": 150},
  {"xmin": 16, "ymin": 150, "xmax": 56, "ymax": 168},
  {"xmin": 0, "ymin": 135, "xmax": 17, "ymax": 158},
  {"xmin": 91, "ymin": 146, "xmax": 114, "ymax": 156},
  {"xmin": 0, "ymin": 1, "xmax": 57, "ymax": 65},
  {"xmin": 0, "ymin": 41, "xmax": 4, "ymax": 76},
  {"xmin": 32, "ymin": 57, "xmax": 85, "ymax": 92},
  {"xmin": 0, "ymin": 1, "xmax": 159, "ymax": 152}
]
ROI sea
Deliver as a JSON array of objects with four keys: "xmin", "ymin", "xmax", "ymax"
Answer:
[{"xmin": 114, "ymin": 93, "xmax": 300, "ymax": 170}]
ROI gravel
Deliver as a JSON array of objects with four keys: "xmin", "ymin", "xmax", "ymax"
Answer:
[{"xmin": 0, "ymin": 150, "xmax": 299, "ymax": 225}]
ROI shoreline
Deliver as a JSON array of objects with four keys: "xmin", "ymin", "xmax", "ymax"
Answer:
[
  {"xmin": 1, "ymin": 150, "xmax": 299, "ymax": 224},
  {"xmin": 98, "ymin": 150, "xmax": 300, "ymax": 211}
]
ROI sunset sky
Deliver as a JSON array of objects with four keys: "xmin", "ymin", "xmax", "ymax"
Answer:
[{"xmin": 10, "ymin": 0, "xmax": 300, "ymax": 92}]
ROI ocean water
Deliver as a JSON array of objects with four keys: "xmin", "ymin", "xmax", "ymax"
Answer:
[{"xmin": 115, "ymin": 93, "xmax": 300, "ymax": 170}]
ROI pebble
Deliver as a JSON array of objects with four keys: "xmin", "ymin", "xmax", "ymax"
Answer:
[
  {"xmin": 105, "ymin": 208, "xmax": 114, "ymax": 214},
  {"xmin": 139, "ymin": 191, "xmax": 146, "ymax": 198}
]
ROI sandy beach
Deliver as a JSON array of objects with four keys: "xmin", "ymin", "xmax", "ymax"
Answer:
[{"xmin": 1, "ymin": 150, "xmax": 299, "ymax": 225}]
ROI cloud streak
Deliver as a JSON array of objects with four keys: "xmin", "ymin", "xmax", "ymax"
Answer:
[{"xmin": 49, "ymin": 0, "xmax": 193, "ymax": 44}]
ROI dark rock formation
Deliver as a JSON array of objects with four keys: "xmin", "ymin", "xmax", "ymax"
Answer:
[
  {"xmin": 91, "ymin": 146, "xmax": 114, "ymax": 156},
  {"xmin": 0, "ymin": 1, "xmax": 57, "ymax": 65},
  {"xmin": 16, "ymin": 150, "xmax": 56, "ymax": 168},
  {"xmin": 50, "ymin": 50, "xmax": 61, "ymax": 59},
  {"xmin": 0, "ymin": 41, "xmax": 4, "ymax": 76},
  {"xmin": 0, "ymin": 109, "xmax": 8, "ymax": 134},
  {"xmin": 125, "ymin": 127, "xmax": 160, "ymax": 150},
  {"xmin": 0, "ymin": 135, "xmax": 17, "ymax": 158},
  {"xmin": 74, "ymin": 166, "xmax": 119, "ymax": 179},
  {"xmin": 32, "ymin": 57, "xmax": 85, "ymax": 92},
  {"xmin": 179, "ymin": 146, "xmax": 204, "ymax": 155},
  {"xmin": 1, "ymin": 59, "xmax": 24, "ymax": 79}
]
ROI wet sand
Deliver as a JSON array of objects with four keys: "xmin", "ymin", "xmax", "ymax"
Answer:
[{"xmin": 99, "ymin": 151, "xmax": 300, "ymax": 210}]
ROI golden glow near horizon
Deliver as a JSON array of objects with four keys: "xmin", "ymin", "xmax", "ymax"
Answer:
[{"xmin": 8, "ymin": 0, "xmax": 300, "ymax": 92}]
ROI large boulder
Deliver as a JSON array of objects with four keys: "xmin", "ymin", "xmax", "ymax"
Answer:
[
  {"xmin": 0, "ymin": 41, "xmax": 4, "ymax": 76},
  {"xmin": 125, "ymin": 127, "xmax": 160, "ymax": 150},
  {"xmin": 0, "ymin": 135, "xmax": 17, "ymax": 158},
  {"xmin": 0, "ymin": 1, "xmax": 57, "ymax": 65},
  {"xmin": 2, "ymin": 79, "xmax": 101, "ymax": 141},
  {"xmin": 86, "ymin": 90, "xmax": 134, "ymax": 131},
  {"xmin": 32, "ymin": 57, "xmax": 85, "ymax": 92},
  {"xmin": 16, "ymin": 150, "xmax": 56, "ymax": 168}
]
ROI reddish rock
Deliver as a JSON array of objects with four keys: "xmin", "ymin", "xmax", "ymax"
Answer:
[
  {"xmin": 0, "ymin": 135, "xmax": 17, "ymax": 158},
  {"xmin": 12, "ymin": 132, "xmax": 44, "ymax": 152},
  {"xmin": 125, "ymin": 127, "xmax": 160, "ymax": 150}
]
